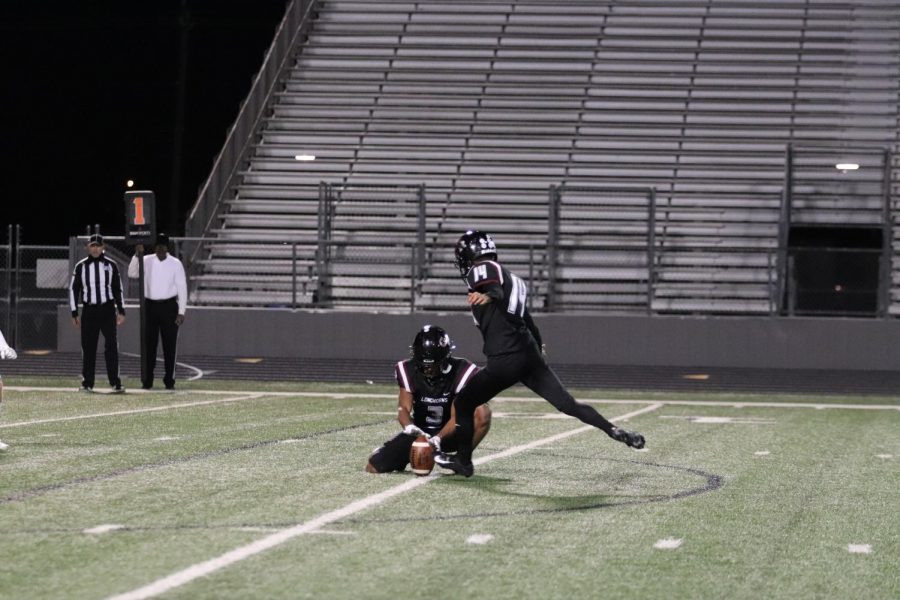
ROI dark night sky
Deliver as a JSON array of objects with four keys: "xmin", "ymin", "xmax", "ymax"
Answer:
[{"xmin": 1, "ymin": 0, "xmax": 287, "ymax": 244}]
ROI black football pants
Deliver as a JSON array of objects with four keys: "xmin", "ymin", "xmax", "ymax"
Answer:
[
  {"xmin": 80, "ymin": 302, "xmax": 121, "ymax": 389},
  {"xmin": 453, "ymin": 341, "xmax": 615, "ymax": 463},
  {"xmin": 144, "ymin": 298, "xmax": 179, "ymax": 388}
]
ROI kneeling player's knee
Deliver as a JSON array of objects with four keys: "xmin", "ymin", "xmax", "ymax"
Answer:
[{"xmin": 365, "ymin": 461, "xmax": 380, "ymax": 474}]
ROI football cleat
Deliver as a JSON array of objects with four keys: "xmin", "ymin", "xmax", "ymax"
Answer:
[
  {"xmin": 0, "ymin": 439, "xmax": 9, "ymax": 452},
  {"xmin": 434, "ymin": 452, "xmax": 474, "ymax": 478},
  {"xmin": 610, "ymin": 427, "xmax": 646, "ymax": 450},
  {"xmin": 111, "ymin": 385, "xmax": 125, "ymax": 394}
]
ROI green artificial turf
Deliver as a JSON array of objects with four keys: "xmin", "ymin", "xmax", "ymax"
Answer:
[{"xmin": 0, "ymin": 379, "xmax": 897, "ymax": 599}]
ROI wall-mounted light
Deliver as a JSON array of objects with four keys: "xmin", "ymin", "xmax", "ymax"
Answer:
[
  {"xmin": 294, "ymin": 154, "xmax": 316, "ymax": 161},
  {"xmin": 835, "ymin": 163, "xmax": 859, "ymax": 171},
  {"xmin": 126, "ymin": 179, "xmax": 135, "ymax": 188}
]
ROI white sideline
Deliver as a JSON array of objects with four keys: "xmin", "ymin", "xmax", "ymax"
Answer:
[
  {"xmin": 2, "ymin": 386, "xmax": 898, "ymax": 430},
  {"xmin": 106, "ymin": 403, "xmax": 662, "ymax": 600}
]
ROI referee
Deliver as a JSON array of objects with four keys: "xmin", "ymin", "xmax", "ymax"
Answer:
[{"xmin": 69, "ymin": 234, "xmax": 126, "ymax": 393}]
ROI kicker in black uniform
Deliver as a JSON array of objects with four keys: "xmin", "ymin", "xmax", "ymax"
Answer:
[
  {"xmin": 366, "ymin": 325, "xmax": 492, "ymax": 474},
  {"xmin": 434, "ymin": 230, "xmax": 646, "ymax": 478}
]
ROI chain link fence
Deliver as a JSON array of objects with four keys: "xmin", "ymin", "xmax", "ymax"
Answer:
[
  {"xmin": 2, "ymin": 227, "xmax": 145, "ymax": 350},
  {"xmin": 15, "ymin": 244, "xmax": 71, "ymax": 350},
  {"xmin": 0, "ymin": 226, "xmax": 72, "ymax": 350}
]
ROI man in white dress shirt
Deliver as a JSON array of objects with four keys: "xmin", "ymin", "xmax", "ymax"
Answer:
[{"xmin": 129, "ymin": 233, "xmax": 187, "ymax": 390}]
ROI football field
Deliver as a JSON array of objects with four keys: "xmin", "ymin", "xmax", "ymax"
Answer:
[{"xmin": 0, "ymin": 379, "xmax": 897, "ymax": 599}]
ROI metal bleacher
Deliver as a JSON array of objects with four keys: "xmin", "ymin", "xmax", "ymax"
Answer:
[{"xmin": 190, "ymin": 0, "xmax": 900, "ymax": 315}]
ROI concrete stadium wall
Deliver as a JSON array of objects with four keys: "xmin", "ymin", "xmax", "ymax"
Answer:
[{"xmin": 57, "ymin": 305, "xmax": 900, "ymax": 371}]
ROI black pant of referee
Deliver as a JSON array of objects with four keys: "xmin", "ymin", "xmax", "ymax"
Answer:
[
  {"xmin": 81, "ymin": 302, "xmax": 122, "ymax": 389},
  {"xmin": 144, "ymin": 297, "xmax": 179, "ymax": 389}
]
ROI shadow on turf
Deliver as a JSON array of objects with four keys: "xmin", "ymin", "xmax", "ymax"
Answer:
[{"xmin": 349, "ymin": 457, "xmax": 725, "ymax": 524}]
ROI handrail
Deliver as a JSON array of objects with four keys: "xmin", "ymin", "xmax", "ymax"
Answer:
[{"xmin": 184, "ymin": 0, "xmax": 317, "ymax": 243}]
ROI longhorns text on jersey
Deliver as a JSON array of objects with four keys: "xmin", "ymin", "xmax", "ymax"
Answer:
[{"xmin": 396, "ymin": 356, "xmax": 478, "ymax": 435}]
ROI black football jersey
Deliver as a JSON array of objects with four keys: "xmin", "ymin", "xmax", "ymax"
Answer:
[
  {"xmin": 465, "ymin": 259, "xmax": 535, "ymax": 356},
  {"xmin": 395, "ymin": 356, "xmax": 479, "ymax": 435}
]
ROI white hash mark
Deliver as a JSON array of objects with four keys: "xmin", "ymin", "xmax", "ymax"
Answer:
[
  {"xmin": 875, "ymin": 454, "xmax": 893, "ymax": 459},
  {"xmin": 654, "ymin": 538, "xmax": 683, "ymax": 550},
  {"xmin": 659, "ymin": 416, "xmax": 775, "ymax": 425},
  {"xmin": 754, "ymin": 451, "xmax": 771, "ymax": 456},
  {"xmin": 84, "ymin": 524, "xmax": 125, "ymax": 535},
  {"xmin": 466, "ymin": 534, "xmax": 494, "ymax": 545},
  {"xmin": 848, "ymin": 544, "xmax": 872, "ymax": 554}
]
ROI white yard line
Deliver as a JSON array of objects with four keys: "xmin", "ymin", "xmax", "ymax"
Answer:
[
  {"xmin": 8, "ymin": 386, "xmax": 900, "ymax": 411},
  {"xmin": 0, "ymin": 394, "xmax": 265, "ymax": 429},
  {"xmin": 106, "ymin": 404, "xmax": 662, "ymax": 600},
  {"xmin": 3, "ymin": 385, "xmax": 898, "ymax": 431},
  {"xmin": 491, "ymin": 397, "xmax": 900, "ymax": 412}
]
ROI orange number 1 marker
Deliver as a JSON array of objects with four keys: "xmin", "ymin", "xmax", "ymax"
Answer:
[{"xmin": 133, "ymin": 197, "xmax": 145, "ymax": 225}]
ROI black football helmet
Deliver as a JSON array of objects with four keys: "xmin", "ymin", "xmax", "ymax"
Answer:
[
  {"xmin": 454, "ymin": 230, "xmax": 497, "ymax": 277},
  {"xmin": 411, "ymin": 325, "xmax": 454, "ymax": 381}
]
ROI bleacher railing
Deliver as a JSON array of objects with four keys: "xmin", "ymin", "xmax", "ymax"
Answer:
[
  {"xmin": 179, "ymin": 169, "xmax": 895, "ymax": 317},
  {"xmin": 182, "ymin": 237, "xmax": 420, "ymax": 311},
  {"xmin": 316, "ymin": 183, "xmax": 428, "ymax": 308},
  {"xmin": 180, "ymin": 240, "xmax": 886, "ymax": 317},
  {"xmin": 549, "ymin": 185, "xmax": 657, "ymax": 314},
  {"xmin": 46, "ymin": 234, "xmax": 894, "ymax": 319},
  {"xmin": 781, "ymin": 143, "xmax": 893, "ymax": 315}
]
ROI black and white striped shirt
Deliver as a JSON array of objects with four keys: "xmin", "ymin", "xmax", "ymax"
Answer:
[{"xmin": 69, "ymin": 255, "xmax": 126, "ymax": 317}]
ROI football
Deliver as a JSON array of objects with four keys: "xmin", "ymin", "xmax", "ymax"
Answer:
[{"xmin": 409, "ymin": 435, "xmax": 434, "ymax": 476}]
